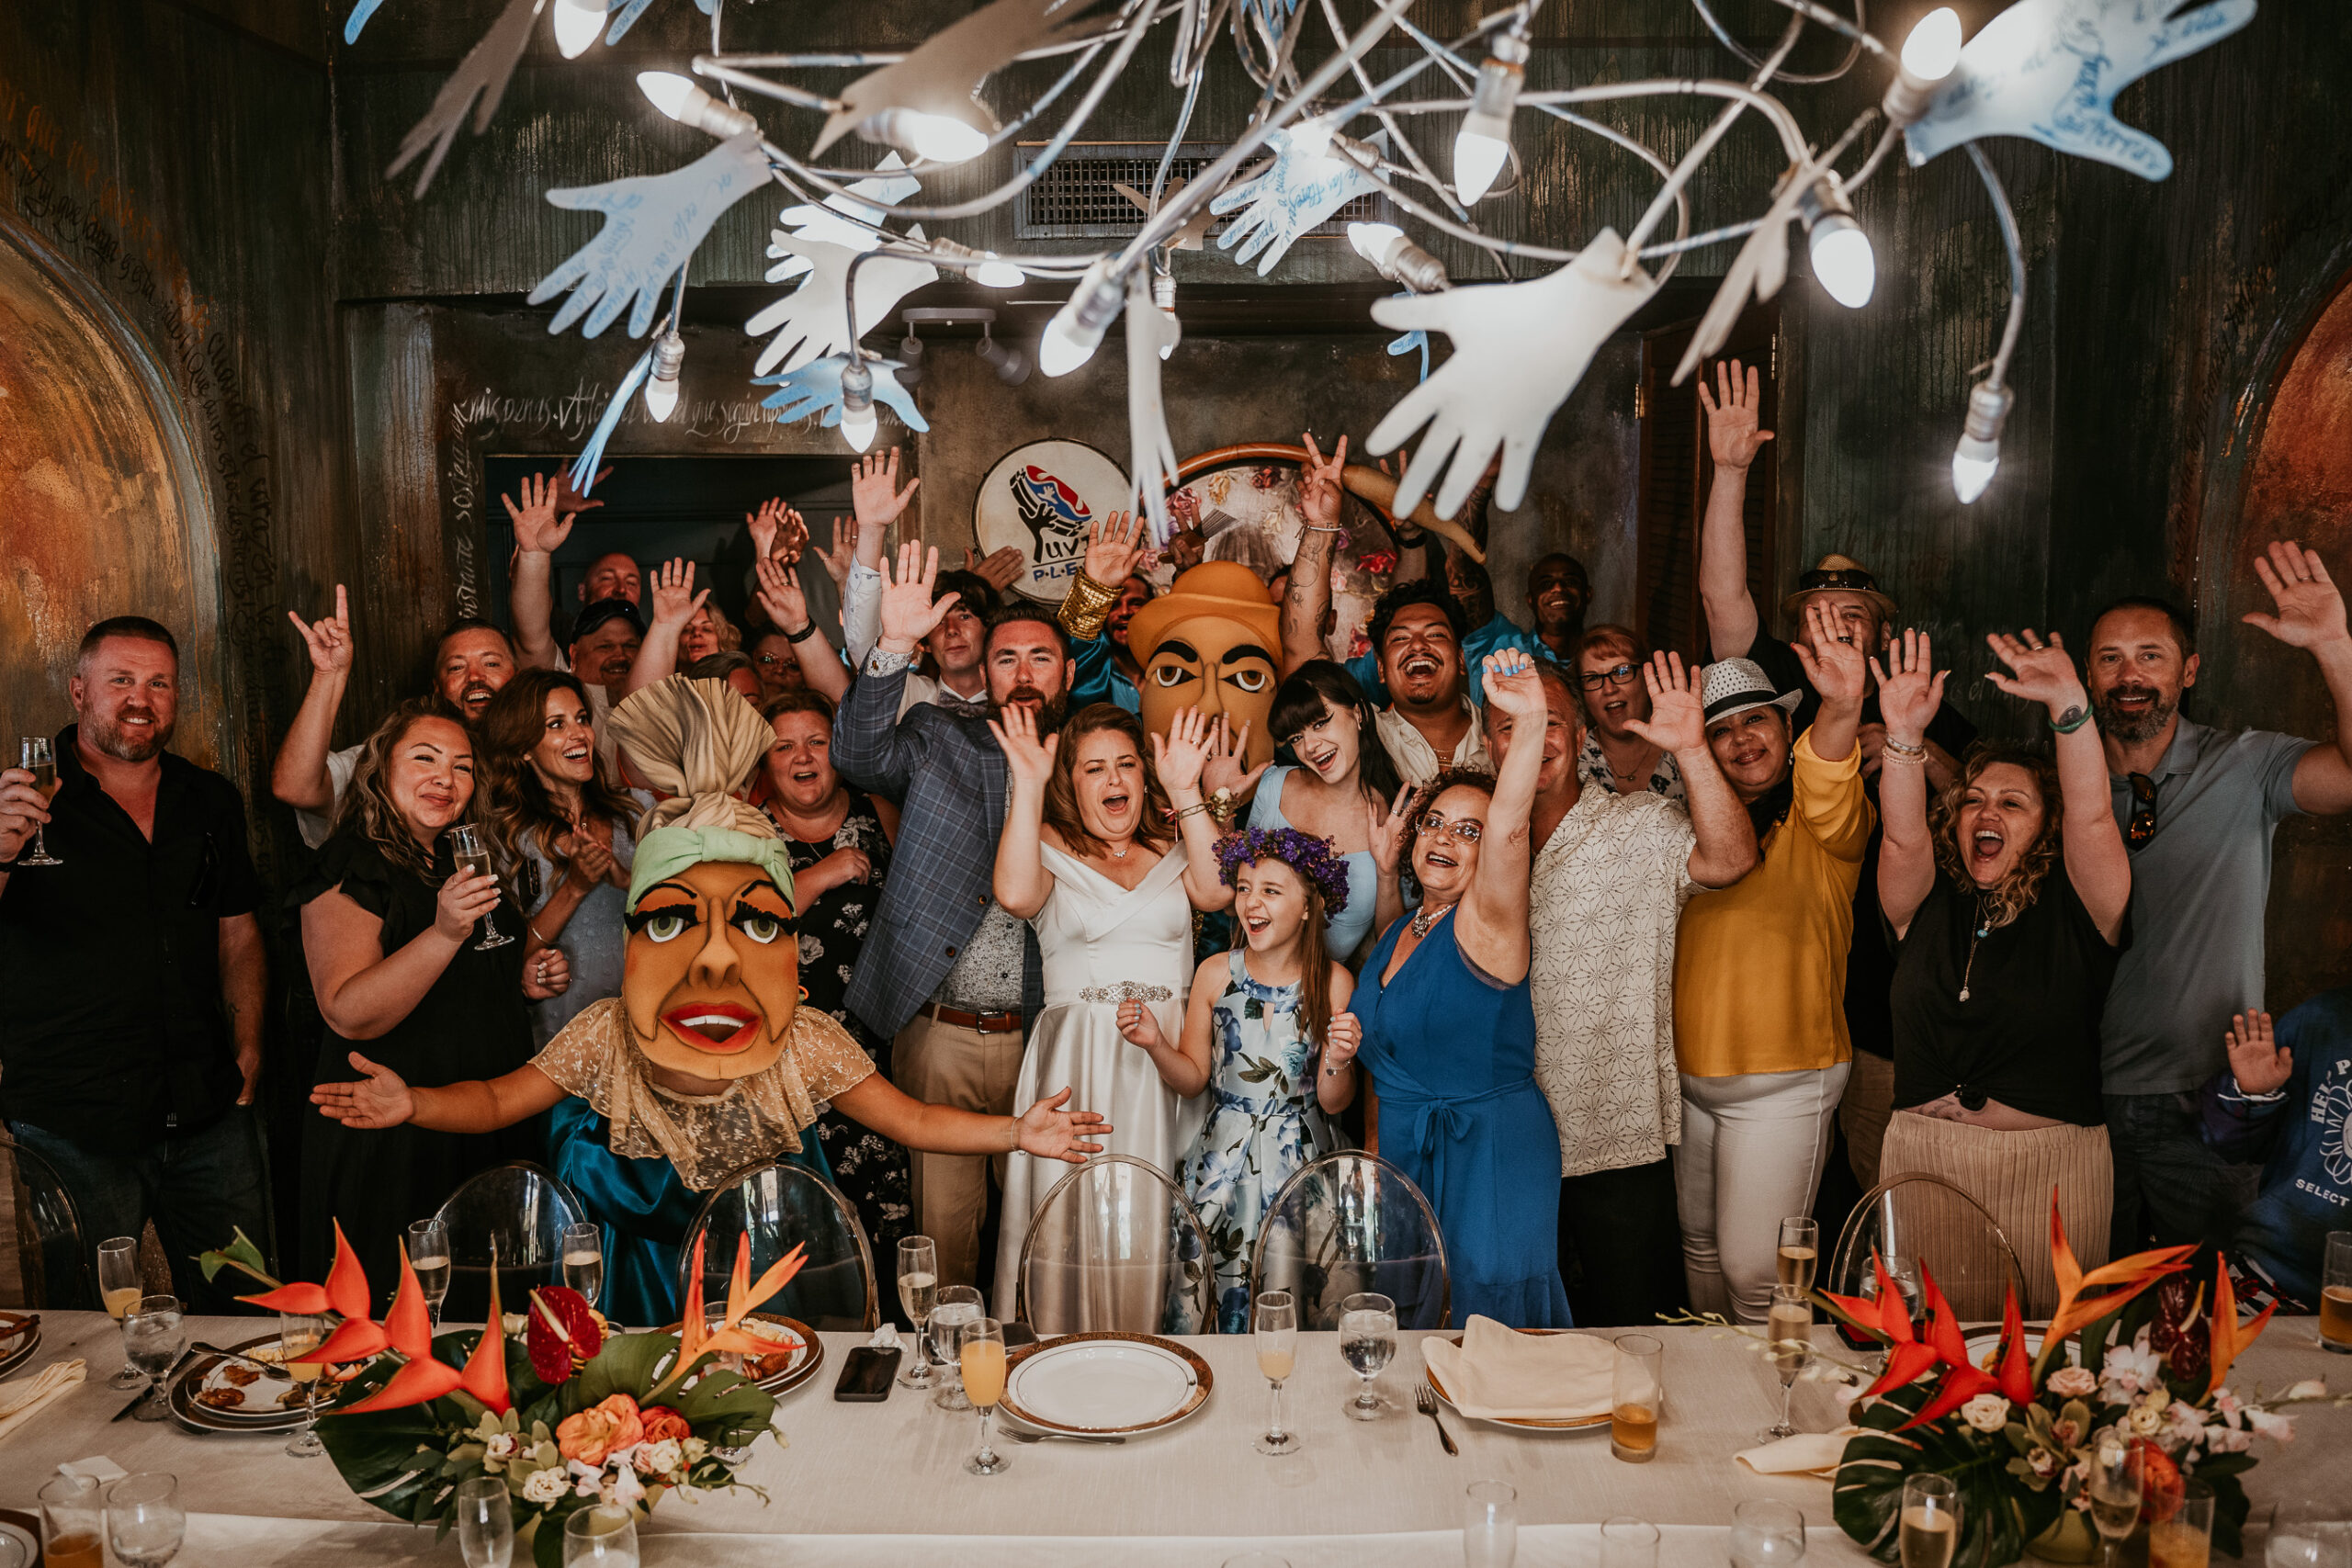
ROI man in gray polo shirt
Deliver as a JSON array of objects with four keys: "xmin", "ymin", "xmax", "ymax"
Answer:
[{"xmin": 2089, "ymin": 540, "xmax": 2352, "ymax": 1251}]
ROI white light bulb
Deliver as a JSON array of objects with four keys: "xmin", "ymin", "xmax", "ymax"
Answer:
[
  {"xmin": 1348, "ymin": 221, "xmax": 1405, "ymax": 267},
  {"xmin": 637, "ymin": 72, "xmax": 696, "ymax": 121},
  {"xmin": 1159, "ymin": 310, "xmax": 1178, "ymax": 360},
  {"xmin": 1038, "ymin": 313, "xmax": 1101, "ymax": 378},
  {"xmin": 552, "ymin": 0, "xmax": 605, "ymax": 58},
  {"xmin": 897, "ymin": 111, "xmax": 989, "ymax": 164},
  {"xmin": 643, "ymin": 377, "xmax": 679, "ymax": 422},
  {"xmin": 1951, "ymin": 451, "xmax": 1998, "ymax": 503},
  {"xmin": 1453, "ymin": 129, "xmax": 1510, "ymax": 205},
  {"xmin": 1809, "ymin": 216, "xmax": 1877, "ymax": 309},
  {"xmin": 1039, "ymin": 261, "xmax": 1123, "ymax": 378},
  {"xmin": 1901, "ymin": 7, "xmax": 1964, "ymax": 83},
  {"xmin": 973, "ymin": 258, "xmax": 1024, "ymax": 288},
  {"xmin": 841, "ymin": 405, "xmax": 878, "ymax": 452},
  {"xmin": 644, "ymin": 330, "xmax": 685, "ymax": 423}
]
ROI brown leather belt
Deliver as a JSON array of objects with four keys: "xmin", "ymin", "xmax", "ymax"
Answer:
[{"xmin": 919, "ymin": 1002, "xmax": 1025, "ymax": 1034}]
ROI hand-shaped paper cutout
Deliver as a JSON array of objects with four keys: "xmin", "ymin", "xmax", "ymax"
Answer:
[
  {"xmin": 1369, "ymin": 228, "xmax": 1657, "ymax": 520},
  {"xmin": 811, "ymin": 0, "xmax": 1102, "ymax": 158},
  {"xmin": 1114, "ymin": 175, "xmax": 1218, "ymax": 251},
  {"xmin": 385, "ymin": 0, "xmax": 545, "ymax": 197},
  {"xmin": 344, "ymin": 0, "xmax": 387, "ymax": 43},
  {"xmin": 747, "ymin": 231, "xmax": 939, "ymax": 377},
  {"xmin": 1211, "ymin": 129, "xmax": 1389, "ymax": 277},
  {"xmin": 1386, "ymin": 323, "xmax": 1429, "ymax": 382},
  {"xmin": 1670, "ymin": 165, "xmax": 1817, "ymax": 386},
  {"xmin": 1125, "ymin": 272, "xmax": 1183, "ymax": 545},
  {"xmin": 529, "ymin": 131, "xmax": 772, "ymax": 339},
  {"xmin": 568, "ymin": 350, "xmax": 652, "ymax": 497},
  {"xmin": 753, "ymin": 355, "xmax": 928, "ymax": 434},
  {"xmin": 769, "ymin": 154, "xmax": 922, "ymax": 274},
  {"xmin": 599, "ymin": 0, "xmax": 710, "ymax": 44},
  {"xmin": 1904, "ymin": 0, "xmax": 2257, "ymax": 181}
]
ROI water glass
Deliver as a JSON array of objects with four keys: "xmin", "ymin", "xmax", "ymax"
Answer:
[
  {"xmin": 107, "ymin": 1472, "xmax": 185, "ymax": 1568},
  {"xmin": 561, "ymin": 1222, "xmax": 605, "ymax": 1310},
  {"xmin": 2150, "ymin": 1482, "xmax": 2217, "ymax": 1568},
  {"xmin": 2266, "ymin": 1519, "xmax": 2352, "ymax": 1568},
  {"xmin": 1602, "ymin": 1516, "xmax": 1660, "ymax": 1568},
  {"xmin": 408, "ymin": 1217, "xmax": 452, "ymax": 1328},
  {"xmin": 98, "ymin": 1235, "xmax": 144, "ymax": 1388},
  {"xmin": 931, "ymin": 1284, "xmax": 982, "ymax": 1411},
  {"xmin": 961, "ymin": 1315, "xmax": 1010, "ymax": 1476},
  {"xmin": 1729, "ymin": 1498, "xmax": 1807, "ymax": 1568},
  {"xmin": 16, "ymin": 737, "xmax": 62, "ymax": 865},
  {"xmin": 456, "ymin": 1474, "xmax": 515, "ymax": 1568},
  {"xmin": 1611, "ymin": 1332, "xmax": 1663, "ymax": 1463},
  {"xmin": 278, "ymin": 1310, "xmax": 328, "ymax": 1456},
  {"xmin": 1463, "ymin": 1480, "xmax": 1517, "ymax": 1568},
  {"xmin": 2321, "ymin": 1231, "xmax": 2351, "ymax": 1354},
  {"xmin": 1252, "ymin": 1290, "xmax": 1299, "ymax": 1458},
  {"xmin": 122, "ymin": 1294, "xmax": 186, "ymax": 1423},
  {"xmin": 896, "ymin": 1235, "xmax": 939, "ymax": 1388},
  {"xmin": 1338, "ymin": 1290, "xmax": 1397, "ymax": 1420},
  {"xmin": 1901, "ymin": 1474, "xmax": 1962, "ymax": 1568},
  {"xmin": 560, "ymin": 1505, "xmax": 638, "ymax": 1565},
  {"xmin": 37, "ymin": 1475, "xmax": 100, "ymax": 1568}
]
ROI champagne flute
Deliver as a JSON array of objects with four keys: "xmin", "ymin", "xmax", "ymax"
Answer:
[
  {"xmin": 106, "ymin": 1472, "xmax": 185, "ymax": 1568},
  {"xmin": 1778, "ymin": 1216, "xmax": 1819, "ymax": 1292},
  {"xmin": 279, "ymin": 1311, "xmax": 328, "ymax": 1457},
  {"xmin": 2086, "ymin": 1439, "xmax": 2145, "ymax": 1568},
  {"xmin": 562, "ymin": 1222, "xmax": 605, "ymax": 1310},
  {"xmin": 561, "ymin": 1505, "xmax": 638, "ymax": 1565},
  {"xmin": 98, "ymin": 1235, "xmax": 145, "ymax": 1388},
  {"xmin": 1252, "ymin": 1290, "xmax": 1300, "ymax": 1458},
  {"xmin": 895, "ymin": 1235, "xmax": 939, "ymax": 1389},
  {"xmin": 1760, "ymin": 1282, "xmax": 1814, "ymax": 1441},
  {"xmin": 931, "ymin": 1285, "xmax": 982, "ymax": 1411},
  {"xmin": 408, "ymin": 1218, "xmax": 452, "ymax": 1330},
  {"xmin": 960, "ymin": 1315, "xmax": 1010, "ymax": 1476},
  {"xmin": 447, "ymin": 824, "xmax": 513, "ymax": 950},
  {"xmin": 121, "ymin": 1295, "xmax": 185, "ymax": 1424},
  {"xmin": 1464, "ymin": 1480, "xmax": 1518, "ymax": 1568},
  {"xmin": 455, "ymin": 1474, "xmax": 514, "ymax": 1568},
  {"xmin": 1338, "ymin": 1291, "xmax": 1396, "ymax": 1421},
  {"xmin": 16, "ymin": 738, "xmax": 63, "ymax": 865},
  {"xmin": 1901, "ymin": 1474, "xmax": 1962, "ymax": 1568}
]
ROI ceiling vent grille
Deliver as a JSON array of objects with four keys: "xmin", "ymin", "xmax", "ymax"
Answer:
[{"xmin": 1012, "ymin": 141, "xmax": 1387, "ymax": 240}]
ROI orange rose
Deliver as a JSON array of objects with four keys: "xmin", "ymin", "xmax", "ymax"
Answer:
[
  {"xmin": 638, "ymin": 1406, "xmax": 692, "ymax": 1446},
  {"xmin": 557, "ymin": 1393, "xmax": 646, "ymax": 1468}
]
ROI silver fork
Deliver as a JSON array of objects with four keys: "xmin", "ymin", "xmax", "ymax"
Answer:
[{"xmin": 1414, "ymin": 1382, "xmax": 1458, "ymax": 1455}]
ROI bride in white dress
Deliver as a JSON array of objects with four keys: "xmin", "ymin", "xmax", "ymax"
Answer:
[{"xmin": 986, "ymin": 702, "xmax": 1248, "ymax": 1325}]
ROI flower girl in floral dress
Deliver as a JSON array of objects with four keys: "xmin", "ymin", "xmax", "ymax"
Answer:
[{"xmin": 1119, "ymin": 828, "xmax": 1362, "ymax": 1332}]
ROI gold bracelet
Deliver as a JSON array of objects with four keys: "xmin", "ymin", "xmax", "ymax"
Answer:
[{"xmin": 1057, "ymin": 570, "xmax": 1120, "ymax": 640}]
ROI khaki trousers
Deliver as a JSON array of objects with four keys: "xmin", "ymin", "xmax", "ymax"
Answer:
[
  {"xmin": 1839, "ymin": 1051, "xmax": 1897, "ymax": 1192},
  {"xmin": 1879, "ymin": 1110, "xmax": 2113, "ymax": 1318},
  {"xmin": 892, "ymin": 1013, "xmax": 1025, "ymax": 1291}
]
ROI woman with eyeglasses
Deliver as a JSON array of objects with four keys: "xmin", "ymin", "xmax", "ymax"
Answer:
[
  {"xmin": 1576, "ymin": 625, "xmax": 1686, "ymax": 801},
  {"xmin": 1337, "ymin": 649, "xmax": 1572, "ymax": 1327},
  {"xmin": 1252, "ymin": 660, "xmax": 1408, "ymax": 963}
]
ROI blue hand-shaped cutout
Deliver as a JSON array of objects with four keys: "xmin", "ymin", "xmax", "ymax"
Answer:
[
  {"xmin": 752, "ymin": 355, "xmax": 928, "ymax": 434},
  {"xmin": 344, "ymin": 0, "xmax": 387, "ymax": 43},
  {"xmin": 1210, "ymin": 129, "xmax": 1388, "ymax": 277},
  {"xmin": 569, "ymin": 350, "xmax": 652, "ymax": 498},
  {"xmin": 529, "ymin": 132, "xmax": 772, "ymax": 339},
  {"xmin": 1385, "ymin": 323, "xmax": 1429, "ymax": 383}
]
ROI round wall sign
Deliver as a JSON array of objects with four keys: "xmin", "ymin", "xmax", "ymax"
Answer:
[{"xmin": 974, "ymin": 439, "xmax": 1133, "ymax": 603}]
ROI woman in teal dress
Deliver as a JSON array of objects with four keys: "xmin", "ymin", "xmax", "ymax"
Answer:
[
  {"xmin": 1347, "ymin": 649, "xmax": 1570, "ymax": 1328},
  {"xmin": 1252, "ymin": 661, "xmax": 1406, "ymax": 963}
]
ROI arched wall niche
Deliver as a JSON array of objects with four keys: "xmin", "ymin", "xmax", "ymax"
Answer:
[{"xmin": 0, "ymin": 209, "xmax": 230, "ymax": 772}]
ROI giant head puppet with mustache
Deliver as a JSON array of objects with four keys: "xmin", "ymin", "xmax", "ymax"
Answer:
[{"xmin": 1125, "ymin": 563, "xmax": 1283, "ymax": 773}]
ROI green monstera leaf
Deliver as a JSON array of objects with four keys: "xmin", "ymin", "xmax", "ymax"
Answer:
[{"xmin": 1835, "ymin": 1381, "xmax": 2064, "ymax": 1568}]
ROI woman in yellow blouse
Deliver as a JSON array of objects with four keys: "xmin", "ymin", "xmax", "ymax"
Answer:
[{"xmin": 1672, "ymin": 604, "xmax": 1872, "ymax": 1323}]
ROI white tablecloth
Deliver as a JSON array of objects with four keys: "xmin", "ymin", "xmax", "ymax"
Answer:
[{"xmin": 2, "ymin": 1313, "xmax": 2342, "ymax": 1565}]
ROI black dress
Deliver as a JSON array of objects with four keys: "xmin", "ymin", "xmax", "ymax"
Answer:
[
  {"xmin": 296, "ymin": 831, "xmax": 540, "ymax": 1298},
  {"xmin": 776, "ymin": 793, "xmax": 912, "ymax": 1273}
]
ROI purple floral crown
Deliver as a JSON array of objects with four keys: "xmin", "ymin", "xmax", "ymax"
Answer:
[{"xmin": 1215, "ymin": 827, "xmax": 1351, "ymax": 916}]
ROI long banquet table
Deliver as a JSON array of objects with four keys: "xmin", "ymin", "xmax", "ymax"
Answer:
[{"xmin": 1, "ymin": 1313, "xmax": 2343, "ymax": 1566}]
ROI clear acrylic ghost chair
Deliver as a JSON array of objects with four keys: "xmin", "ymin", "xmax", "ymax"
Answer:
[
  {"xmin": 1249, "ymin": 1151, "xmax": 1451, "ymax": 1331},
  {"xmin": 434, "ymin": 1162, "xmax": 588, "ymax": 1322},
  {"xmin": 1015, "ymin": 1155, "xmax": 1215, "ymax": 1337},
  {"xmin": 1829, "ymin": 1172, "xmax": 2030, "ymax": 1323},
  {"xmin": 679, "ymin": 1160, "xmax": 876, "ymax": 1331},
  {"xmin": 0, "ymin": 1136, "xmax": 92, "ymax": 1310}
]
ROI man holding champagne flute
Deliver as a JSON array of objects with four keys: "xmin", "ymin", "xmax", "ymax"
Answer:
[{"xmin": 0, "ymin": 616, "xmax": 273, "ymax": 1314}]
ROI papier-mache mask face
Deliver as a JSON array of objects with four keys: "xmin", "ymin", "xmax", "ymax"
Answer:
[
  {"xmin": 1125, "ymin": 561, "xmax": 1284, "ymax": 773},
  {"xmin": 624, "ymin": 859, "xmax": 799, "ymax": 1082}
]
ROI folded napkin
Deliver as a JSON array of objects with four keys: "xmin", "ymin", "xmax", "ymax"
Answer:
[
  {"xmin": 1736, "ymin": 1427, "xmax": 1860, "ymax": 1478},
  {"xmin": 1419, "ymin": 1316, "xmax": 1614, "ymax": 1422},
  {"xmin": 0, "ymin": 1359, "xmax": 85, "ymax": 1445}
]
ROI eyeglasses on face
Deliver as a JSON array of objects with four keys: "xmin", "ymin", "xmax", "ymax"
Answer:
[
  {"xmin": 2126, "ymin": 773, "xmax": 2157, "ymax": 850},
  {"xmin": 1577, "ymin": 662, "xmax": 1641, "ymax": 690},
  {"xmin": 1415, "ymin": 810, "xmax": 1484, "ymax": 844}
]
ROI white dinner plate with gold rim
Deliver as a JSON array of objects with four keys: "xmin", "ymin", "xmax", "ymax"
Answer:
[
  {"xmin": 1423, "ymin": 1327, "xmax": 1611, "ymax": 1435},
  {"xmin": 997, "ymin": 1332, "xmax": 1212, "ymax": 1436},
  {"xmin": 0, "ymin": 1313, "xmax": 39, "ymax": 1382}
]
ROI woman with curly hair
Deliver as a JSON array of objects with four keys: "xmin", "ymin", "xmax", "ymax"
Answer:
[{"xmin": 1876, "ymin": 628, "xmax": 2131, "ymax": 1313}]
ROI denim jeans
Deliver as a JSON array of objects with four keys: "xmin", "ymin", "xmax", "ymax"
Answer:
[
  {"xmin": 8, "ymin": 1108, "xmax": 273, "ymax": 1314},
  {"xmin": 2104, "ymin": 1090, "xmax": 2260, "ymax": 1255}
]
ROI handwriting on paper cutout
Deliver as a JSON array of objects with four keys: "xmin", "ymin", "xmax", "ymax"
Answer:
[{"xmin": 529, "ymin": 132, "xmax": 772, "ymax": 339}]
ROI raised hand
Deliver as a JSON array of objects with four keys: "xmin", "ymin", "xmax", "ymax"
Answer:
[
  {"xmin": 1323, "ymin": 1011, "xmax": 1363, "ymax": 1072},
  {"xmin": 811, "ymin": 518, "xmax": 857, "ymax": 588},
  {"xmin": 746, "ymin": 498, "xmax": 793, "ymax": 562},
  {"xmin": 754, "ymin": 556, "xmax": 813, "ymax": 635},
  {"xmin": 523, "ymin": 947, "xmax": 572, "ymax": 1000},
  {"xmin": 557, "ymin": 826, "xmax": 621, "ymax": 890},
  {"xmin": 1369, "ymin": 783, "xmax": 1417, "ymax": 875},
  {"xmin": 503, "ymin": 472, "xmax": 575, "ymax": 556},
  {"xmin": 648, "ymin": 558, "xmax": 708, "ymax": 632},
  {"xmin": 1150, "ymin": 705, "xmax": 1217, "ymax": 795},
  {"xmin": 309, "ymin": 1051, "xmax": 417, "ymax": 1130},
  {"xmin": 1300, "ymin": 432, "xmax": 1349, "ymax": 535},
  {"xmin": 1871, "ymin": 630, "xmax": 1951, "ymax": 742},
  {"xmin": 986, "ymin": 701, "xmax": 1059, "ymax": 791},
  {"xmin": 1697, "ymin": 358, "xmax": 1776, "ymax": 470},
  {"xmin": 434, "ymin": 866, "xmax": 503, "ymax": 942},
  {"xmin": 1165, "ymin": 525, "xmax": 1206, "ymax": 572},
  {"xmin": 2244, "ymin": 539, "xmax": 2348, "ymax": 652},
  {"xmin": 1015, "ymin": 1087, "xmax": 1113, "ymax": 1165},
  {"xmin": 852, "ymin": 447, "xmax": 922, "ymax": 530},
  {"xmin": 1980, "ymin": 627, "xmax": 2085, "ymax": 723},
  {"xmin": 288, "ymin": 584, "xmax": 354, "ymax": 677},
  {"xmin": 1624, "ymin": 651, "xmax": 1705, "ymax": 753},
  {"xmin": 1082, "ymin": 509, "xmax": 1147, "ymax": 588},
  {"xmin": 1200, "ymin": 716, "xmax": 1270, "ymax": 799},
  {"xmin": 2222, "ymin": 1010, "xmax": 2292, "ymax": 1096},
  {"xmin": 1792, "ymin": 600, "xmax": 1869, "ymax": 707},
  {"xmin": 876, "ymin": 541, "xmax": 955, "ymax": 654},
  {"xmin": 551, "ymin": 464, "xmax": 610, "ymax": 520},
  {"xmin": 1482, "ymin": 649, "xmax": 1545, "ymax": 722},
  {"xmin": 1115, "ymin": 996, "xmax": 1165, "ymax": 1052},
  {"xmin": 965, "ymin": 547, "xmax": 1026, "ymax": 592}
]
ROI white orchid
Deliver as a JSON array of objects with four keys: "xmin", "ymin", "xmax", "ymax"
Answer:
[{"xmin": 2099, "ymin": 1334, "xmax": 2164, "ymax": 1401}]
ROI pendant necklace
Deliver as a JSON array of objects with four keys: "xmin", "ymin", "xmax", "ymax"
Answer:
[
  {"xmin": 1109, "ymin": 841, "xmax": 1128, "ymax": 858},
  {"xmin": 1409, "ymin": 902, "xmax": 1451, "ymax": 939},
  {"xmin": 1958, "ymin": 894, "xmax": 1992, "ymax": 1003}
]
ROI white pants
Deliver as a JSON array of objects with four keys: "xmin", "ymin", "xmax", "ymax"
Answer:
[{"xmin": 1676, "ymin": 1063, "xmax": 1851, "ymax": 1325}]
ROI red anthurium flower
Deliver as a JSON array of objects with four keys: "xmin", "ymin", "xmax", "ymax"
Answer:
[
  {"xmin": 338, "ymin": 1350, "xmax": 465, "ymax": 1414},
  {"xmin": 1899, "ymin": 1363, "xmax": 2000, "ymax": 1431},
  {"xmin": 1995, "ymin": 1283, "xmax": 2034, "ymax": 1406},
  {"xmin": 311, "ymin": 1316, "xmax": 390, "ymax": 1365},
  {"xmin": 527, "ymin": 1287, "xmax": 604, "ymax": 1385},
  {"xmin": 458, "ymin": 1258, "xmax": 510, "ymax": 1416},
  {"xmin": 381, "ymin": 1241, "xmax": 434, "ymax": 1361}
]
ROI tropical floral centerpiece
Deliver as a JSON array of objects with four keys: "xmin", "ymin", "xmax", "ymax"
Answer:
[
  {"xmin": 1818, "ymin": 1196, "xmax": 2338, "ymax": 1568},
  {"xmin": 202, "ymin": 1225, "xmax": 801, "ymax": 1567}
]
